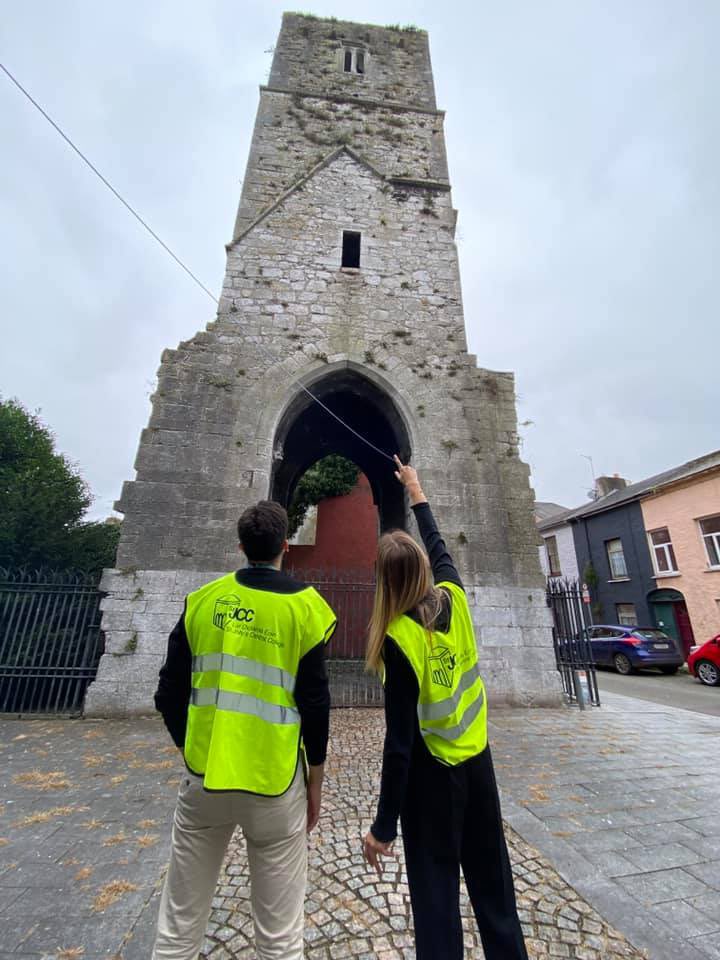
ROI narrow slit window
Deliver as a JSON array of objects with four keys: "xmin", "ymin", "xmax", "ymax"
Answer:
[
  {"xmin": 342, "ymin": 231, "xmax": 361, "ymax": 268},
  {"xmin": 344, "ymin": 49, "xmax": 353, "ymax": 72},
  {"xmin": 356, "ymin": 51, "xmax": 365, "ymax": 74}
]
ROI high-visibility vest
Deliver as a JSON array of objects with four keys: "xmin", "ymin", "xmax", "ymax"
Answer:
[
  {"xmin": 386, "ymin": 581, "xmax": 487, "ymax": 765},
  {"xmin": 183, "ymin": 571, "xmax": 336, "ymax": 794}
]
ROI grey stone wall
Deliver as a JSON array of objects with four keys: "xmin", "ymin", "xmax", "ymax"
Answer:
[
  {"xmin": 269, "ymin": 15, "xmax": 437, "ymax": 112},
  {"xmin": 85, "ymin": 569, "xmax": 222, "ymax": 716},
  {"xmin": 85, "ymin": 14, "xmax": 562, "ymax": 716},
  {"xmin": 233, "ymin": 93, "xmax": 449, "ymax": 236}
]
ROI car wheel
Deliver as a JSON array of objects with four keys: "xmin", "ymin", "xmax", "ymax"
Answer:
[
  {"xmin": 659, "ymin": 666, "xmax": 679, "ymax": 675},
  {"xmin": 613, "ymin": 653, "xmax": 634, "ymax": 675},
  {"xmin": 696, "ymin": 660, "xmax": 720, "ymax": 687}
]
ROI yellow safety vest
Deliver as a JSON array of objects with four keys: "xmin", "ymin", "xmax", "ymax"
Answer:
[
  {"xmin": 183, "ymin": 571, "xmax": 336, "ymax": 793},
  {"xmin": 386, "ymin": 581, "xmax": 487, "ymax": 765}
]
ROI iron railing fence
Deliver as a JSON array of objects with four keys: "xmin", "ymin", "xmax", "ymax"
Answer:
[
  {"xmin": 0, "ymin": 567, "xmax": 104, "ymax": 714},
  {"xmin": 546, "ymin": 577, "xmax": 600, "ymax": 707},
  {"xmin": 288, "ymin": 566, "xmax": 382, "ymax": 706}
]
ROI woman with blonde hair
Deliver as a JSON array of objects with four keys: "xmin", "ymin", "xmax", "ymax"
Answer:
[{"xmin": 363, "ymin": 456, "xmax": 528, "ymax": 960}]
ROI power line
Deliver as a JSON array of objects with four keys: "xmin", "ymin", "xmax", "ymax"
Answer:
[
  {"xmin": 1, "ymin": 62, "xmax": 217, "ymax": 303},
  {"xmin": 2, "ymin": 62, "xmax": 396, "ymax": 465}
]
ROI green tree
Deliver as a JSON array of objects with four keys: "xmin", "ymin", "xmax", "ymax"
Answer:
[
  {"xmin": 0, "ymin": 398, "xmax": 119, "ymax": 571},
  {"xmin": 287, "ymin": 455, "xmax": 359, "ymax": 537}
]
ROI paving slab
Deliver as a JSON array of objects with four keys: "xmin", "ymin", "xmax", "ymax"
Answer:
[{"xmin": 489, "ymin": 690, "xmax": 720, "ymax": 960}]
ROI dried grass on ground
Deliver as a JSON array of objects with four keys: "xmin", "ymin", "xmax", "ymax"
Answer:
[
  {"xmin": 12, "ymin": 770, "xmax": 70, "ymax": 790},
  {"xmin": 103, "ymin": 833, "xmax": 129, "ymax": 847},
  {"xmin": 137, "ymin": 834, "xmax": 159, "ymax": 848},
  {"xmin": 92, "ymin": 880, "xmax": 138, "ymax": 911},
  {"xmin": 13, "ymin": 805, "xmax": 83, "ymax": 827}
]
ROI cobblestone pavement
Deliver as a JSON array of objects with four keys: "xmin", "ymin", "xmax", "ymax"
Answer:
[
  {"xmin": 490, "ymin": 692, "xmax": 720, "ymax": 960},
  {"xmin": 202, "ymin": 709, "xmax": 645, "ymax": 960},
  {"xmin": 1, "ymin": 696, "xmax": 708, "ymax": 959}
]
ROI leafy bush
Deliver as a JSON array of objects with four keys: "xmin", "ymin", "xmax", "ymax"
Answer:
[{"xmin": 287, "ymin": 456, "xmax": 359, "ymax": 537}]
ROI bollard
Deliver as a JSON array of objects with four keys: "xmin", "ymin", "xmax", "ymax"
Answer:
[{"xmin": 572, "ymin": 669, "xmax": 589, "ymax": 710}]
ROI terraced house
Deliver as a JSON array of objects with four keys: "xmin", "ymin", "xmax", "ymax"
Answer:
[{"xmin": 537, "ymin": 451, "xmax": 720, "ymax": 654}]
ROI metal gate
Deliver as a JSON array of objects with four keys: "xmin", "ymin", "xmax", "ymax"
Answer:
[
  {"xmin": 546, "ymin": 578, "xmax": 600, "ymax": 707},
  {"xmin": 290, "ymin": 567, "xmax": 382, "ymax": 707},
  {"xmin": 0, "ymin": 568, "xmax": 104, "ymax": 714}
]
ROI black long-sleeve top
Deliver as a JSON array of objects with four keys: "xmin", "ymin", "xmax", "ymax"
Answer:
[
  {"xmin": 154, "ymin": 566, "xmax": 333, "ymax": 766},
  {"xmin": 371, "ymin": 501, "xmax": 466, "ymax": 845}
]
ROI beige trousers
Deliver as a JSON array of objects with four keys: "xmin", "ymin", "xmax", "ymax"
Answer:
[{"xmin": 153, "ymin": 763, "xmax": 307, "ymax": 960}]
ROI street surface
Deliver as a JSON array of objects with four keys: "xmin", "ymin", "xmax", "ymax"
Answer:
[
  {"xmin": 2, "ymin": 692, "xmax": 719, "ymax": 960},
  {"xmin": 597, "ymin": 668, "xmax": 720, "ymax": 718},
  {"xmin": 491, "ymin": 691, "xmax": 720, "ymax": 960},
  {"xmin": 0, "ymin": 714, "xmax": 645, "ymax": 960}
]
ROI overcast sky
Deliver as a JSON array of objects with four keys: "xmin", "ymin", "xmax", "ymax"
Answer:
[{"xmin": 2, "ymin": 1, "xmax": 718, "ymax": 519}]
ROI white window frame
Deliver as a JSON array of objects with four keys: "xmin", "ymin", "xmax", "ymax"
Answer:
[
  {"xmin": 699, "ymin": 514, "xmax": 720, "ymax": 569},
  {"xmin": 648, "ymin": 527, "xmax": 679, "ymax": 576},
  {"xmin": 605, "ymin": 538, "xmax": 629, "ymax": 580},
  {"xmin": 545, "ymin": 535, "xmax": 561, "ymax": 577},
  {"xmin": 616, "ymin": 603, "xmax": 638, "ymax": 626}
]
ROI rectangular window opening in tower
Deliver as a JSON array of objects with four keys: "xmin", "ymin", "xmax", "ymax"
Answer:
[
  {"xmin": 342, "ymin": 231, "xmax": 361, "ymax": 268},
  {"xmin": 341, "ymin": 46, "xmax": 367, "ymax": 75}
]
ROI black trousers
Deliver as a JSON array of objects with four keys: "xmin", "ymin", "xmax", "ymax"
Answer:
[{"xmin": 400, "ymin": 745, "xmax": 528, "ymax": 960}]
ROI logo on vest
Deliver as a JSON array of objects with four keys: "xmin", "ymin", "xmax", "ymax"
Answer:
[
  {"xmin": 213, "ymin": 594, "xmax": 255, "ymax": 628},
  {"xmin": 428, "ymin": 646, "xmax": 456, "ymax": 689}
]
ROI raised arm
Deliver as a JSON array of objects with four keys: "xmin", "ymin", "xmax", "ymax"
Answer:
[{"xmin": 392, "ymin": 455, "xmax": 463, "ymax": 590}]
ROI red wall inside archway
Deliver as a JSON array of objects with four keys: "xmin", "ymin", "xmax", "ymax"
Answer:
[{"xmin": 287, "ymin": 472, "xmax": 378, "ymax": 575}]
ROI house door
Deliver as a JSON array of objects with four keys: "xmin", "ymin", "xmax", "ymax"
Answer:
[
  {"xmin": 648, "ymin": 588, "xmax": 695, "ymax": 659},
  {"xmin": 652, "ymin": 601, "xmax": 679, "ymax": 641},
  {"xmin": 674, "ymin": 601, "xmax": 695, "ymax": 658}
]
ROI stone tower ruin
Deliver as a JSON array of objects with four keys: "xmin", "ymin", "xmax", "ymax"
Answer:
[{"xmin": 85, "ymin": 14, "xmax": 561, "ymax": 716}]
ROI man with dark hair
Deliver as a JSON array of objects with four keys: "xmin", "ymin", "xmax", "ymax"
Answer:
[
  {"xmin": 237, "ymin": 500, "xmax": 288, "ymax": 562},
  {"xmin": 153, "ymin": 500, "xmax": 336, "ymax": 960}
]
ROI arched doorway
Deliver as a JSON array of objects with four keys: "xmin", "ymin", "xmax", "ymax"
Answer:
[
  {"xmin": 270, "ymin": 367, "xmax": 412, "ymax": 531},
  {"xmin": 269, "ymin": 367, "xmax": 412, "ymax": 701},
  {"xmin": 648, "ymin": 588, "xmax": 695, "ymax": 658}
]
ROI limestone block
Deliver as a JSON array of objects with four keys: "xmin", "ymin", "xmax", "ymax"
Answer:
[
  {"xmin": 144, "ymin": 599, "xmax": 188, "ymax": 615},
  {"xmin": 84, "ymin": 681, "xmax": 129, "ymax": 717},
  {"xmin": 477, "ymin": 626, "xmax": 524, "ymax": 647},
  {"xmin": 130, "ymin": 612, "xmax": 180, "ymax": 633}
]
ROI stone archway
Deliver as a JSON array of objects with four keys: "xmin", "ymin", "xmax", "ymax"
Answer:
[
  {"xmin": 270, "ymin": 367, "xmax": 412, "ymax": 532},
  {"xmin": 269, "ymin": 367, "xmax": 412, "ymax": 702}
]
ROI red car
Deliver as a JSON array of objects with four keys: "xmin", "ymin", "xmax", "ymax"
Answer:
[{"xmin": 687, "ymin": 634, "xmax": 720, "ymax": 686}]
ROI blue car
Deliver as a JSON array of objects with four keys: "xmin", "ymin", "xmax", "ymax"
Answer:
[{"xmin": 586, "ymin": 624, "xmax": 684, "ymax": 676}]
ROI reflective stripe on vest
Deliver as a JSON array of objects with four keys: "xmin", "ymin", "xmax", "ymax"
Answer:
[
  {"xmin": 192, "ymin": 653, "xmax": 295, "ymax": 693},
  {"xmin": 420, "ymin": 686, "xmax": 485, "ymax": 741},
  {"xmin": 386, "ymin": 581, "xmax": 488, "ymax": 766},
  {"xmin": 417, "ymin": 661, "xmax": 481, "ymax": 724},
  {"xmin": 190, "ymin": 687, "xmax": 300, "ymax": 725}
]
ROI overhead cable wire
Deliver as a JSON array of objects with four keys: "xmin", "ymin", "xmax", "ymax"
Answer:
[
  {"xmin": 2, "ymin": 61, "xmax": 396, "ymax": 464},
  {"xmin": 0, "ymin": 62, "xmax": 217, "ymax": 303}
]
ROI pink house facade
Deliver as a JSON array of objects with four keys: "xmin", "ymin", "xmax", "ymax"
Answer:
[{"xmin": 640, "ymin": 463, "xmax": 720, "ymax": 644}]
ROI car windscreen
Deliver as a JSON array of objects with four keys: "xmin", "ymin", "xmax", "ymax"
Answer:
[{"xmin": 634, "ymin": 630, "xmax": 670, "ymax": 640}]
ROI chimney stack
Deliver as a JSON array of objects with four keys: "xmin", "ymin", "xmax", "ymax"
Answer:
[{"xmin": 595, "ymin": 475, "xmax": 628, "ymax": 497}]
